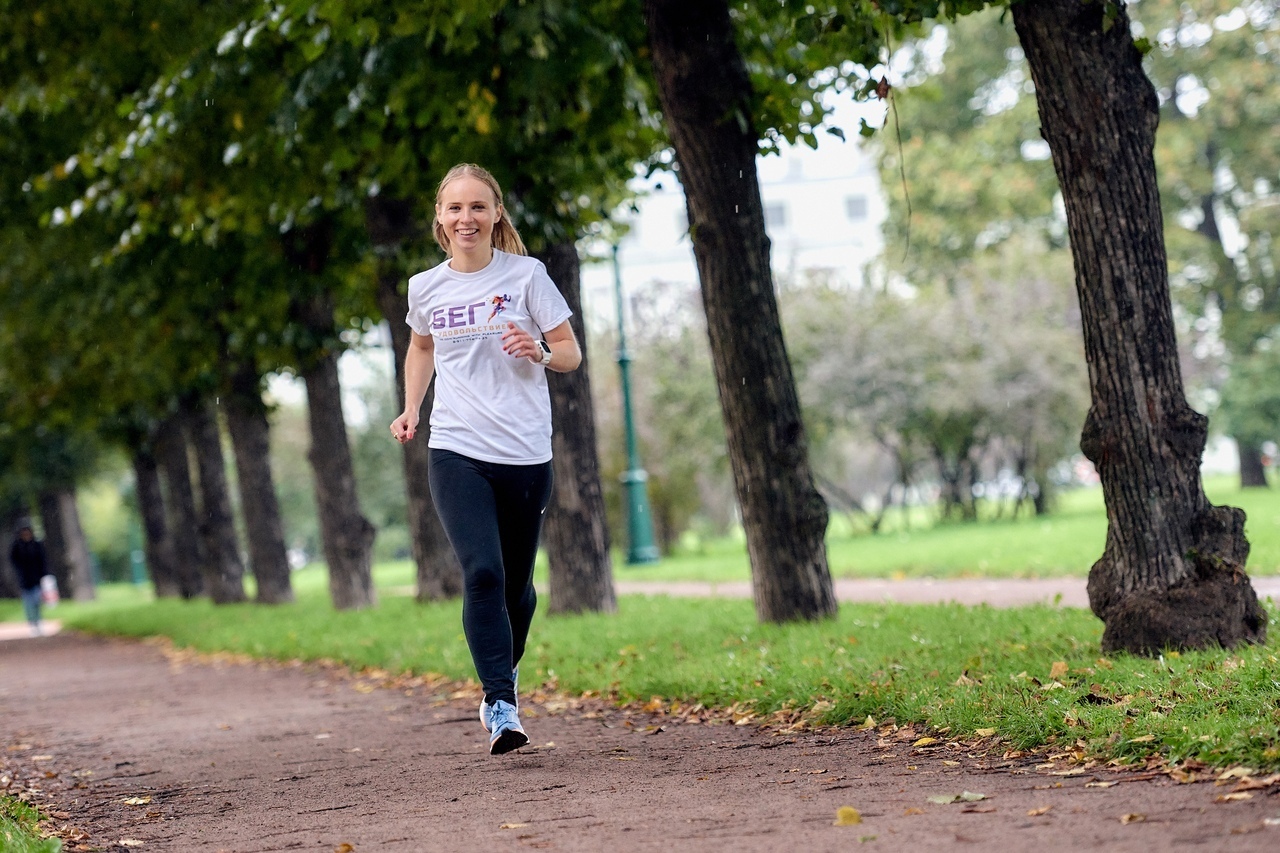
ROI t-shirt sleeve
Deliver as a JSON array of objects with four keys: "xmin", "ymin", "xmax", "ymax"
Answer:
[
  {"xmin": 405, "ymin": 273, "xmax": 433, "ymax": 336},
  {"xmin": 527, "ymin": 262, "xmax": 573, "ymax": 334}
]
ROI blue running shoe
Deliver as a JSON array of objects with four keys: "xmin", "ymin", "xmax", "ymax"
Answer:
[
  {"xmin": 488, "ymin": 699, "xmax": 528, "ymax": 755},
  {"xmin": 480, "ymin": 667, "xmax": 519, "ymax": 733}
]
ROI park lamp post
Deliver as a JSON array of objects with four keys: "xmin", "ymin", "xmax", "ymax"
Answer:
[{"xmin": 612, "ymin": 243, "xmax": 661, "ymax": 565}]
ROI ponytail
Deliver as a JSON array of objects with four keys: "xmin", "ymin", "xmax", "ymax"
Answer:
[{"xmin": 432, "ymin": 163, "xmax": 528, "ymax": 258}]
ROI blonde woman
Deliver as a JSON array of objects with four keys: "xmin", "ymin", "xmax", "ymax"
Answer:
[{"xmin": 391, "ymin": 164, "xmax": 581, "ymax": 755}]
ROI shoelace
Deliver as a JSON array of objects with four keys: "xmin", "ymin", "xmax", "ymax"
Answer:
[{"xmin": 490, "ymin": 702, "xmax": 519, "ymax": 732}]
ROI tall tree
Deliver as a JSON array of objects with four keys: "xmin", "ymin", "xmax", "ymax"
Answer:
[
  {"xmin": 537, "ymin": 242, "xmax": 616, "ymax": 614},
  {"xmin": 1009, "ymin": 0, "xmax": 1265, "ymax": 652},
  {"xmin": 644, "ymin": 0, "xmax": 836, "ymax": 622},
  {"xmin": 188, "ymin": 400, "xmax": 247, "ymax": 604}
]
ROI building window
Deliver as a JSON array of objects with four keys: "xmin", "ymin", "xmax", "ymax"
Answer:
[
  {"xmin": 845, "ymin": 195, "xmax": 868, "ymax": 221},
  {"xmin": 764, "ymin": 202, "xmax": 787, "ymax": 229}
]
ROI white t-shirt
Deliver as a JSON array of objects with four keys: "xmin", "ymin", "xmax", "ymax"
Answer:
[{"xmin": 405, "ymin": 250, "xmax": 573, "ymax": 465}]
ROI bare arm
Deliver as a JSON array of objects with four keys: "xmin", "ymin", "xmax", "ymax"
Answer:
[
  {"xmin": 390, "ymin": 331, "xmax": 435, "ymax": 443},
  {"xmin": 500, "ymin": 319, "xmax": 582, "ymax": 373}
]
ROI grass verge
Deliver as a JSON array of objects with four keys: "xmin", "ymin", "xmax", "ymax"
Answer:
[
  {"xmin": 0, "ymin": 795, "xmax": 61, "ymax": 853},
  {"xmin": 61, "ymin": 589, "xmax": 1280, "ymax": 770}
]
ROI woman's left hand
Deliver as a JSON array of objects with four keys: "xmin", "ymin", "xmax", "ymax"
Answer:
[{"xmin": 501, "ymin": 322, "xmax": 542, "ymax": 363}]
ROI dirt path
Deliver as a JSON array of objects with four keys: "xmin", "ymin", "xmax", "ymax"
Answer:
[{"xmin": 3, "ymin": 634, "xmax": 1278, "ymax": 852}]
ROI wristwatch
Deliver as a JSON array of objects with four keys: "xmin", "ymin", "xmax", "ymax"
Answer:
[{"xmin": 537, "ymin": 340, "xmax": 553, "ymax": 366}]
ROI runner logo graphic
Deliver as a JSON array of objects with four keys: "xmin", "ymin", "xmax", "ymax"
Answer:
[{"xmin": 487, "ymin": 293, "xmax": 514, "ymax": 322}]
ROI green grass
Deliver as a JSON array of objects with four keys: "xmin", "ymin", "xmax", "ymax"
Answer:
[
  {"xmin": 0, "ymin": 796, "xmax": 61, "ymax": 853},
  {"xmin": 57, "ymin": 581, "xmax": 1280, "ymax": 770}
]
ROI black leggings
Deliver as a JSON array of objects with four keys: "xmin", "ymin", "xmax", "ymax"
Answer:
[{"xmin": 429, "ymin": 448, "xmax": 553, "ymax": 707}]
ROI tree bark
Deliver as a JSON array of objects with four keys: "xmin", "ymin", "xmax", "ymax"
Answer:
[
  {"xmin": 535, "ymin": 242, "xmax": 617, "ymax": 615},
  {"xmin": 367, "ymin": 196, "xmax": 463, "ymax": 601},
  {"xmin": 188, "ymin": 400, "xmax": 247, "ymax": 604},
  {"xmin": 1012, "ymin": 0, "xmax": 1266, "ymax": 653},
  {"xmin": 131, "ymin": 444, "xmax": 181, "ymax": 598},
  {"xmin": 303, "ymin": 345, "xmax": 377, "ymax": 610},
  {"xmin": 153, "ymin": 411, "xmax": 207, "ymax": 598},
  {"xmin": 226, "ymin": 369, "xmax": 295, "ymax": 604},
  {"xmin": 37, "ymin": 489, "xmax": 95, "ymax": 602},
  {"xmin": 1237, "ymin": 439, "xmax": 1269, "ymax": 489},
  {"xmin": 644, "ymin": 0, "xmax": 834, "ymax": 622}
]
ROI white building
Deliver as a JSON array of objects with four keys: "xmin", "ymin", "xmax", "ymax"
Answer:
[{"xmin": 579, "ymin": 134, "xmax": 886, "ymax": 325}]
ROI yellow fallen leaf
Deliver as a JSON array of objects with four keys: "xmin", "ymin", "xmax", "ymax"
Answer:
[
  {"xmin": 1028, "ymin": 806, "xmax": 1051, "ymax": 816},
  {"xmin": 121, "ymin": 797, "xmax": 152, "ymax": 806},
  {"xmin": 861, "ymin": 716, "xmax": 876, "ymax": 729},
  {"xmin": 334, "ymin": 845, "xmax": 355, "ymax": 853},
  {"xmin": 833, "ymin": 806, "xmax": 862, "ymax": 826},
  {"xmin": 1120, "ymin": 813, "xmax": 1146, "ymax": 824},
  {"xmin": 903, "ymin": 807, "xmax": 925, "ymax": 816},
  {"xmin": 1215, "ymin": 792, "xmax": 1253, "ymax": 803},
  {"xmin": 1049, "ymin": 661, "xmax": 1069, "ymax": 679},
  {"xmin": 1129, "ymin": 734, "xmax": 1156, "ymax": 743},
  {"xmin": 913, "ymin": 737, "xmax": 939, "ymax": 747},
  {"xmin": 975, "ymin": 728, "xmax": 997, "ymax": 738},
  {"xmin": 943, "ymin": 761, "xmax": 961, "ymax": 767},
  {"xmin": 499, "ymin": 823, "xmax": 530, "ymax": 829},
  {"xmin": 1085, "ymin": 781, "xmax": 1116, "ymax": 788}
]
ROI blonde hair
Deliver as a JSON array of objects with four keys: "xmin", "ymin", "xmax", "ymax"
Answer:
[{"xmin": 432, "ymin": 163, "xmax": 528, "ymax": 257}]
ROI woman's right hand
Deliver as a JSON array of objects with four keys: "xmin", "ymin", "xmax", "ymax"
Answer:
[{"xmin": 390, "ymin": 411, "xmax": 418, "ymax": 444}]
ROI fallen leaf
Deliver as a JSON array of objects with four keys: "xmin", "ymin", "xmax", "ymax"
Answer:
[
  {"xmin": 913, "ymin": 737, "xmax": 939, "ymax": 747},
  {"xmin": 1049, "ymin": 661, "xmax": 1069, "ymax": 679},
  {"xmin": 334, "ymin": 845, "xmax": 355, "ymax": 853},
  {"xmin": 1085, "ymin": 781, "xmax": 1117, "ymax": 789},
  {"xmin": 903, "ymin": 807, "xmax": 925, "ymax": 816},
  {"xmin": 975, "ymin": 728, "xmax": 997, "ymax": 738},
  {"xmin": 833, "ymin": 806, "xmax": 862, "ymax": 826},
  {"xmin": 1216, "ymin": 766, "xmax": 1255, "ymax": 781},
  {"xmin": 1120, "ymin": 813, "xmax": 1146, "ymax": 825},
  {"xmin": 943, "ymin": 761, "xmax": 961, "ymax": 767},
  {"xmin": 121, "ymin": 797, "xmax": 152, "ymax": 806},
  {"xmin": 499, "ymin": 823, "xmax": 530, "ymax": 829},
  {"xmin": 1129, "ymin": 734, "xmax": 1156, "ymax": 743},
  {"xmin": 1232, "ymin": 774, "xmax": 1280, "ymax": 792},
  {"xmin": 1028, "ymin": 806, "xmax": 1051, "ymax": 816},
  {"xmin": 1215, "ymin": 793, "xmax": 1253, "ymax": 803}
]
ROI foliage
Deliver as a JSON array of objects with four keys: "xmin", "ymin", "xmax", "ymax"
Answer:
[
  {"xmin": 0, "ymin": 795, "xmax": 61, "ymax": 853},
  {"xmin": 57, "ymin": 583, "xmax": 1280, "ymax": 769}
]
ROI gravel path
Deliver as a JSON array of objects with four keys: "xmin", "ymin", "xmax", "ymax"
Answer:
[{"xmin": 3, "ymin": 633, "xmax": 1278, "ymax": 852}]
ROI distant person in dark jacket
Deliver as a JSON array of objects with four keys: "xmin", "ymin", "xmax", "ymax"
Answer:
[{"xmin": 10, "ymin": 523, "xmax": 49, "ymax": 636}]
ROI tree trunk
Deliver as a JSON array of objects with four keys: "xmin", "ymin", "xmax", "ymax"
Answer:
[
  {"xmin": 367, "ymin": 196, "xmax": 463, "ymax": 601},
  {"xmin": 37, "ymin": 489, "xmax": 95, "ymax": 602},
  {"xmin": 188, "ymin": 400, "xmax": 247, "ymax": 604},
  {"xmin": 226, "ymin": 369, "xmax": 295, "ymax": 604},
  {"xmin": 1012, "ymin": 0, "xmax": 1266, "ymax": 653},
  {"xmin": 644, "ymin": 0, "xmax": 834, "ymax": 623},
  {"xmin": 0, "ymin": 504, "xmax": 27, "ymax": 598},
  {"xmin": 1237, "ymin": 439, "xmax": 1269, "ymax": 489},
  {"xmin": 153, "ymin": 411, "xmax": 207, "ymax": 598},
  {"xmin": 303, "ymin": 347, "xmax": 377, "ymax": 610},
  {"xmin": 131, "ymin": 444, "xmax": 181, "ymax": 598},
  {"xmin": 536, "ymin": 242, "xmax": 617, "ymax": 615}
]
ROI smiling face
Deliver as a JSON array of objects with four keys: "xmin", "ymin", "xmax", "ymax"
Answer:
[{"xmin": 435, "ymin": 174, "xmax": 503, "ymax": 259}]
